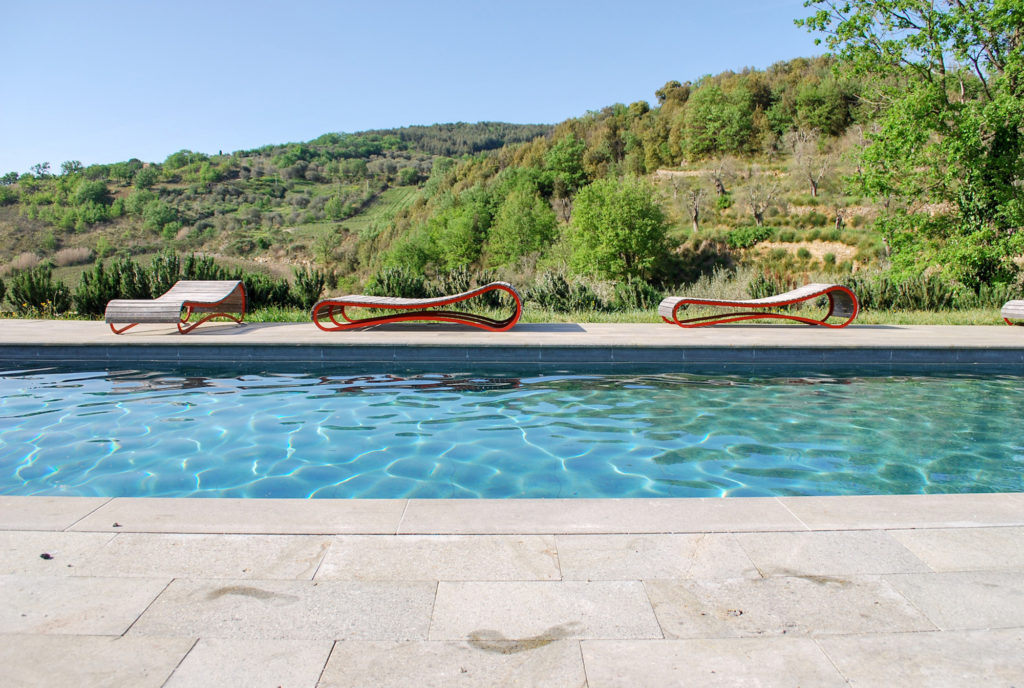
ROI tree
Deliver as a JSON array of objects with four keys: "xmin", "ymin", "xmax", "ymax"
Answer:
[
  {"xmin": 133, "ymin": 166, "xmax": 158, "ymax": 189},
  {"xmin": 569, "ymin": 177, "xmax": 669, "ymax": 280},
  {"xmin": 30, "ymin": 162, "xmax": 50, "ymax": 178},
  {"xmin": 744, "ymin": 168, "xmax": 781, "ymax": 226},
  {"xmin": 799, "ymin": 0, "xmax": 1024, "ymax": 288},
  {"xmin": 486, "ymin": 189, "xmax": 557, "ymax": 265},
  {"xmin": 784, "ymin": 128, "xmax": 832, "ymax": 197},
  {"xmin": 60, "ymin": 160, "xmax": 83, "ymax": 176},
  {"xmin": 544, "ymin": 134, "xmax": 588, "ymax": 195}
]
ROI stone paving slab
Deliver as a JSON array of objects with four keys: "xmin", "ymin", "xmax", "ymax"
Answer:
[
  {"xmin": 163, "ymin": 638, "xmax": 334, "ymax": 688},
  {"xmin": 581, "ymin": 637, "xmax": 848, "ymax": 687},
  {"xmin": 884, "ymin": 571, "xmax": 1024, "ymax": 631},
  {"xmin": 817, "ymin": 629, "xmax": 1024, "ymax": 687},
  {"xmin": 320, "ymin": 640, "xmax": 586, "ymax": 688},
  {"xmin": 429, "ymin": 581, "xmax": 662, "ymax": 640},
  {"xmin": 315, "ymin": 534, "xmax": 560, "ymax": 581},
  {"xmin": 0, "ymin": 531, "xmax": 116, "ymax": 575},
  {"xmin": 888, "ymin": 525, "xmax": 1024, "ymax": 571},
  {"xmin": 0, "ymin": 574, "xmax": 169, "ymax": 635},
  {"xmin": 128, "ymin": 578, "xmax": 436, "ymax": 640},
  {"xmin": 399, "ymin": 497, "xmax": 805, "ymax": 534},
  {"xmin": 554, "ymin": 533, "xmax": 760, "ymax": 580},
  {"xmin": 734, "ymin": 530, "xmax": 932, "ymax": 576},
  {"xmin": 779, "ymin": 492, "xmax": 1024, "ymax": 529},
  {"xmin": 645, "ymin": 575, "xmax": 937, "ymax": 638},
  {"xmin": 0, "ymin": 634, "xmax": 195, "ymax": 688},
  {"xmin": 70, "ymin": 533, "xmax": 332, "ymax": 579},
  {"xmin": 68, "ymin": 496, "xmax": 407, "ymax": 534},
  {"xmin": 0, "ymin": 495, "xmax": 109, "ymax": 530}
]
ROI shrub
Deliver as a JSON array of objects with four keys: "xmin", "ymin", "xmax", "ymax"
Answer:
[
  {"xmin": 726, "ymin": 225, "xmax": 773, "ymax": 249},
  {"xmin": 291, "ymin": 266, "xmax": 326, "ymax": 310},
  {"xmin": 715, "ymin": 193, "xmax": 734, "ymax": 210},
  {"xmin": 611, "ymin": 278, "xmax": 662, "ymax": 310},
  {"xmin": 843, "ymin": 272, "xmax": 958, "ymax": 311},
  {"xmin": 7, "ymin": 266, "xmax": 72, "ymax": 315},
  {"xmin": 806, "ymin": 211, "xmax": 828, "ymax": 227},
  {"xmin": 74, "ymin": 260, "xmax": 121, "ymax": 316},
  {"xmin": 0, "ymin": 276, "xmax": 5, "ymax": 305},
  {"xmin": 54, "ymin": 247, "xmax": 94, "ymax": 267},
  {"xmin": 428, "ymin": 266, "xmax": 472, "ymax": 298},
  {"xmin": 6, "ymin": 253, "xmax": 41, "ymax": 274},
  {"xmin": 823, "ymin": 252, "xmax": 837, "ymax": 265},
  {"xmin": 747, "ymin": 272, "xmax": 798, "ymax": 300},
  {"xmin": 797, "ymin": 247, "xmax": 812, "ymax": 260},
  {"xmin": 241, "ymin": 272, "xmax": 293, "ymax": 310},
  {"xmin": 364, "ymin": 266, "xmax": 428, "ymax": 299},
  {"xmin": 526, "ymin": 272, "xmax": 602, "ymax": 312}
]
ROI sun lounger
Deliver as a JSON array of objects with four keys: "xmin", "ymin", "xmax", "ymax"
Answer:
[
  {"xmin": 1002, "ymin": 300, "xmax": 1024, "ymax": 325},
  {"xmin": 659, "ymin": 282, "xmax": 859, "ymax": 328},
  {"xmin": 105, "ymin": 280, "xmax": 246, "ymax": 334},
  {"xmin": 311, "ymin": 281, "xmax": 522, "ymax": 331}
]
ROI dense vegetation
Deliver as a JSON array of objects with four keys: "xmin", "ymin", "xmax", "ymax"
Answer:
[{"xmin": 1, "ymin": 0, "xmax": 1020, "ymax": 319}]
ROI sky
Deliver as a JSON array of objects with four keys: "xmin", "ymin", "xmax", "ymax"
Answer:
[{"xmin": 1, "ymin": 0, "xmax": 824, "ymax": 174}]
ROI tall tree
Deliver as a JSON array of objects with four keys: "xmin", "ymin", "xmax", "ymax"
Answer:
[
  {"xmin": 569, "ymin": 177, "xmax": 668, "ymax": 280},
  {"xmin": 799, "ymin": 0, "xmax": 1024, "ymax": 288}
]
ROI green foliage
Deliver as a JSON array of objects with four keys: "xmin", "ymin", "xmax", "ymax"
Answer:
[
  {"xmin": 526, "ymin": 272, "xmax": 602, "ymax": 312},
  {"xmin": 0, "ymin": 186, "xmax": 17, "ymax": 206},
  {"xmin": 142, "ymin": 201, "xmax": 177, "ymax": 232},
  {"xmin": 485, "ymin": 188, "xmax": 557, "ymax": 266},
  {"xmin": 7, "ymin": 266, "xmax": 72, "ymax": 315},
  {"xmin": 73, "ymin": 260, "xmax": 121, "ymax": 316},
  {"xmin": 747, "ymin": 272, "xmax": 798, "ymax": 300},
  {"xmin": 569, "ymin": 177, "xmax": 668, "ymax": 280},
  {"xmin": 0, "ymin": 275, "xmax": 5, "ymax": 305},
  {"xmin": 148, "ymin": 251, "xmax": 182, "ymax": 296},
  {"xmin": 544, "ymin": 134, "xmax": 588, "ymax": 194},
  {"xmin": 72, "ymin": 180, "xmax": 109, "ymax": 206},
  {"xmin": 843, "ymin": 272, "xmax": 959, "ymax": 311},
  {"xmin": 714, "ymin": 193, "xmax": 733, "ymax": 210},
  {"xmin": 133, "ymin": 167, "xmax": 159, "ymax": 189},
  {"xmin": 726, "ymin": 225, "xmax": 773, "ymax": 249},
  {"xmin": 364, "ymin": 265, "xmax": 428, "ymax": 299},
  {"xmin": 291, "ymin": 267, "xmax": 327, "ymax": 309},
  {"xmin": 242, "ymin": 272, "xmax": 293, "ymax": 310},
  {"xmin": 800, "ymin": 0, "xmax": 1024, "ymax": 290},
  {"xmin": 611, "ymin": 278, "xmax": 662, "ymax": 310},
  {"xmin": 125, "ymin": 189, "xmax": 157, "ymax": 215}
]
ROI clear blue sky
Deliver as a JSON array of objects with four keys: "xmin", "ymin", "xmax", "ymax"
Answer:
[{"xmin": 1, "ymin": 0, "xmax": 823, "ymax": 174}]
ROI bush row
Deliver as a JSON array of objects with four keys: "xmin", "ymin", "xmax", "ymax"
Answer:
[{"xmin": 2, "ymin": 255, "xmax": 1020, "ymax": 318}]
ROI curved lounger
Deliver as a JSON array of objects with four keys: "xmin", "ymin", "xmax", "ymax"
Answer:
[
  {"xmin": 311, "ymin": 281, "xmax": 522, "ymax": 332},
  {"xmin": 659, "ymin": 282, "xmax": 859, "ymax": 328},
  {"xmin": 1003, "ymin": 300, "xmax": 1024, "ymax": 325},
  {"xmin": 105, "ymin": 280, "xmax": 246, "ymax": 334}
]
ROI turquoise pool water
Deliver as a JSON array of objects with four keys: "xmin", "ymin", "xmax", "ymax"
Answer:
[{"xmin": 1, "ymin": 367, "xmax": 1022, "ymax": 498}]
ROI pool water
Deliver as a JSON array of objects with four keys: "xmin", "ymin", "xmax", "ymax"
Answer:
[{"xmin": 1, "ymin": 367, "xmax": 1022, "ymax": 498}]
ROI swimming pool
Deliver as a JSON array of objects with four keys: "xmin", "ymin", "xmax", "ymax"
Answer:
[{"xmin": 1, "ymin": 366, "xmax": 1022, "ymax": 498}]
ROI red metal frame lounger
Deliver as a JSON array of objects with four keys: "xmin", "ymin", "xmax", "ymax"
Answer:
[
  {"xmin": 311, "ymin": 281, "xmax": 522, "ymax": 332},
  {"xmin": 105, "ymin": 280, "xmax": 247, "ymax": 334},
  {"xmin": 1002, "ymin": 300, "xmax": 1024, "ymax": 325},
  {"xmin": 659, "ymin": 282, "xmax": 859, "ymax": 328}
]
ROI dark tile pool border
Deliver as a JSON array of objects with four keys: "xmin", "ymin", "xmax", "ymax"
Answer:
[{"xmin": 1, "ymin": 342, "xmax": 1023, "ymax": 375}]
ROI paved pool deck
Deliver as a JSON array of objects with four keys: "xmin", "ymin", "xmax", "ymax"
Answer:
[{"xmin": 1, "ymin": 322, "xmax": 1023, "ymax": 686}]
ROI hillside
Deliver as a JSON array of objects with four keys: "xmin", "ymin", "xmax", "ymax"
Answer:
[{"xmin": 1, "ymin": 20, "xmax": 1022, "ymax": 319}]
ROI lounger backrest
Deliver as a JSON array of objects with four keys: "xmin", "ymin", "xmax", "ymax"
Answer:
[{"xmin": 159, "ymin": 280, "xmax": 245, "ymax": 313}]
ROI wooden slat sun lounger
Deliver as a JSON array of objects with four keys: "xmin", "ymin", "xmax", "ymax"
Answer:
[
  {"xmin": 1002, "ymin": 300, "xmax": 1024, "ymax": 325},
  {"xmin": 659, "ymin": 282, "xmax": 859, "ymax": 328},
  {"xmin": 105, "ymin": 280, "xmax": 246, "ymax": 334},
  {"xmin": 311, "ymin": 281, "xmax": 522, "ymax": 332}
]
